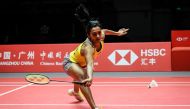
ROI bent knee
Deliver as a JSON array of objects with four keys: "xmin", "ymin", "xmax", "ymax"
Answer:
[
  {"xmin": 67, "ymin": 69, "xmax": 87, "ymax": 81},
  {"xmin": 75, "ymin": 73, "xmax": 87, "ymax": 81},
  {"xmin": 66, "ymin": 63, "xmax": 87, "ymax": 81}
]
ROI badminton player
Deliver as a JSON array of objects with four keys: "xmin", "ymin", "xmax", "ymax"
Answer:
[{"xmin": 63, "ymin": 19, "xmax": 129, "ymax": 109}]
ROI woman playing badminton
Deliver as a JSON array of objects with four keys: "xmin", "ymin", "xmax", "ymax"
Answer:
[{"xmin": 63, "ymin": 19, "xmax": 129, "ymax": 109}]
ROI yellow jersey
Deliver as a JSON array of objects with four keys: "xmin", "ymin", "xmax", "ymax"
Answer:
[{"xmin": 69, "ymin": 38, "xmax": 104, "ymax": 67}]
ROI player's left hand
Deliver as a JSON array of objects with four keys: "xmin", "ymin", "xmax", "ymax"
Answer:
[{"xmin": 118, "ymin": 28, "xmax": 129, "ymax": 36}]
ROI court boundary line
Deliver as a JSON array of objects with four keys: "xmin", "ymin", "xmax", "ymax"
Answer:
[
  {"xmin": 1, "ymin": 82, "xmax": 190, "ymax": 84},
  {"xmin": 1, "ymin": 81, "xmax": 190, "ymax": 87},
  {"xmin": 1, "ymin": 84, "xmax": 190, "ymax": 87},
  {"xmin": 0, "ymin": 83, "xmax": 33, "ymax": 97},
  {"xmin": 0, "ymin": 104, "xmax": 190, "ymax": 107}
]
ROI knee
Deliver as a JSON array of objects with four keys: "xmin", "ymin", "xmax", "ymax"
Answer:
[{"xmin": 76, "ymin": 73, "xmax": 86, "ymax": 81}]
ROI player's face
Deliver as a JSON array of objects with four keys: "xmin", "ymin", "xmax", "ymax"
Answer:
[{"xmin": 89, "ymin": 26, "xmax": 102, "ymax": 43}]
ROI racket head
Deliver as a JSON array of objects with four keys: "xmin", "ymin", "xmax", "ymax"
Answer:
[{"xmin": 25, "ymin": 74, "xmax": 50, "ymax": 85}]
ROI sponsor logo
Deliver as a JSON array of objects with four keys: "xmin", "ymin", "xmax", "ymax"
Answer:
[
  {"xmin": 176, "ymin": 37, "xmax": 183, "ymax": 41},
  {"xmin": 108, "ymin": 50, "xmax": 138, "ymax": 65},
  {"xmin": 176, "ymin": 36, "xmax": 189, "ymax": 42}
]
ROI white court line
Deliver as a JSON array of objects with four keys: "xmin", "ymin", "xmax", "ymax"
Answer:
[
  {"xmin": 95, "ymin": 82, "xmax": 190, "ymax": 84},
  {"xmin": 0, "ymin": 104, "xmax": 190, "ymax": 107},
  {"xmin": 0, "ymin": 83, "xmax": 33, "ymax": 97},
  {"xmin": 0, "ymin": 82, "xmax": 28, "ymax": 83},
  {"xmin": 1, "ymin": 81, "xmax": 190, "ymax": 87},
  {"xmin": 1, "ymin": 81, "xmax": 190, "ymax": 84},
  {"xmin": 1, "ymin": 84, "xmax": 190, "ymax": 87}
]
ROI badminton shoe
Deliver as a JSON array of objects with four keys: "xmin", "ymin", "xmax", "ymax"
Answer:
[{"xmin": 68, "ymin": 89, "xmax": 84, "ymax": 101}]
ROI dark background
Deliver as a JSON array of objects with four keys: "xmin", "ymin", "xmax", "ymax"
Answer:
[{"xmin": 0, "ymin": 0, "xmax": 190, "ymax": 44}]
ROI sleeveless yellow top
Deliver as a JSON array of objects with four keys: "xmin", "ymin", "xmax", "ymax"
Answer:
[{"xmin": 69, "ymin": 38, "xmax": 104, "ymax": 67}]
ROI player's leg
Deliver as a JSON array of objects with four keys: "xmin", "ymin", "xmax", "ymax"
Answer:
[
  {"xmin": 74, "ymin": 82, "xmax": 80, "ymax": 93},
  {"xmin": 67, "ymin": 63, "xmax": 98, "ymax": 109},
  {"xmin": 80, "ymin": 85, "xmax": 98, "ymax": 109},
  {"xmin": 63, "ymin": 58, "xmax": 83, "ymax": 101}
]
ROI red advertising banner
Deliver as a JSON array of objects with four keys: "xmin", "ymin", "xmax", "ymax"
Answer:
[
  {"xmin": 95, "ymin": 42, "xmax": 171, "ymax": 72},
  {"xmin": 0, "ymin": 44, "xmax": 78, "ymax": 72},
  {"xmin": 171, "ymin": 30, "xmax": 190, "ymax": 47},
  {"xmin": 0, "ymin": 42, "xmax": 171, "ymax": 72}
]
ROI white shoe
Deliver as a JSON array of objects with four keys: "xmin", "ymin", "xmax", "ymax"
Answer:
[
  {"xmin": 95, "ymin": 107, "xmax": 101, "ymax": 109},
  {"xmin": 68, "ymin": 89, "xmax": 84, "ymax": 101}
]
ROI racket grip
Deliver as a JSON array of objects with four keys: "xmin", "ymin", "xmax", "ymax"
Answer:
[{"xmin": 73, "ymin": 81, "xmax": 83, "ymax": 85}]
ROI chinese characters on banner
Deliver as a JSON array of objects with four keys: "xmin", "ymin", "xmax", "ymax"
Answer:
[
  {"xmin": 95, "ymin": 42, "xmax": 171, "ymax": 72},
  {"xmin": 0, "ymin": 44, "xmax": 77, "ymax": 72},
  {"xmin": 0, "ymin": 42, "xmax": 171, "ymax": 72}
]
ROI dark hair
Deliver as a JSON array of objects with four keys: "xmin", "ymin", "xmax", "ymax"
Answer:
[{"xmin": 86, "ymin": 19, "xmax": 102, "ymax": 35}]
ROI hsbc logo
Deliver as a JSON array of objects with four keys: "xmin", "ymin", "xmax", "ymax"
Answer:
[
  {"xmin": 176, "ymin": 37, "xmax": 183, "ymax": 41},
  {"xmin": 176, "ymin": 36, "xmax": 189, "ymax": 42},
  {"xmin": 108, "ymin": 50, "xmax": 138, "ymax": 65}
]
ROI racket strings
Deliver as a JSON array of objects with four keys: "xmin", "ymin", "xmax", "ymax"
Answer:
[
  {"xmin": 26, "ymin": 74, "xmax": 50, "ymax": 84},
  {"xmin": 25, "ymin": 74, "xmax": 83, "ymax": 85}
]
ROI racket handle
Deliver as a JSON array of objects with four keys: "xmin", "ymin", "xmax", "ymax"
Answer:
[{"xmin": 72, "ymin": 81, "xmax": 83, "ymax": 85}]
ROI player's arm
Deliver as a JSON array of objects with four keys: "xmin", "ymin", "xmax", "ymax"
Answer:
[
  {"xmin": 102, "ymin": 28, "xmax": 129, "ymax": 36},
  {"xmin": 81, "ymin": 43, "xmax": 94, "ymax": 87}
]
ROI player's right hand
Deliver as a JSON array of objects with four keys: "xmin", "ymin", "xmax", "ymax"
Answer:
[{"xmin": 81, "ymin": 78, "xmax": 92, "ymax": 87}]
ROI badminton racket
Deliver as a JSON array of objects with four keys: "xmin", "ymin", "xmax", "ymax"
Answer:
[{"xmin": 25, "ymin": 74, "xmax": 83, "ymax": 85}]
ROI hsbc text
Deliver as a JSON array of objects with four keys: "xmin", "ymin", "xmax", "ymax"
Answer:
[{"xmin": 140, "ymin": 49, "xmax": 166, "ymax": 57}]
